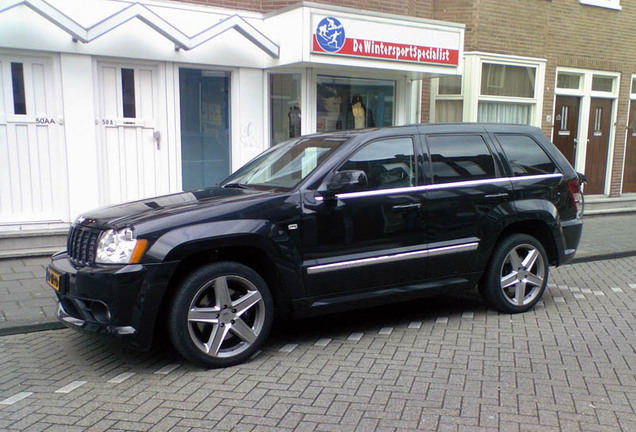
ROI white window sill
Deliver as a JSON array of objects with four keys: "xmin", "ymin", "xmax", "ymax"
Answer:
[{"xmin": 579, "ymin": 0, "xmax": 622, "ymax": 11}]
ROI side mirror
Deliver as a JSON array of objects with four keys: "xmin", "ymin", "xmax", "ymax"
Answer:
[{"xmin": 319, "ymin": 170, "xmax": 368, "ymax": 198}]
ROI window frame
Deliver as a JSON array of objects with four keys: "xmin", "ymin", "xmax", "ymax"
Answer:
[
  {"xmin": 430, "ymin": 75, "xmax": 464, "ymax": 123},
  {"xmin": 431, "ymin": 53, "xmax": 546, "ymax": 127}
]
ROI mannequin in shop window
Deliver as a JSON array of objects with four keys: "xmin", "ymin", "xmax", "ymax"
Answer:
[
  {"xmin": 345, "ymin": 94, "xmax": 374, "ymax": 130},
  {"xmin": 288, "ymin": 104, "xmax": 301, "ymax": 138}
]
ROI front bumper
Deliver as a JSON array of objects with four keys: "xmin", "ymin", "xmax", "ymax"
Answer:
[{"xmin": 48, "ymin": 252, "xmax": 178, "ymax": 350}]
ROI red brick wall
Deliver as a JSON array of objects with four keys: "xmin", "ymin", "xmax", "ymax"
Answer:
[{"xmin": 433, "ymin": 0, "xmax": 635, "ymax": 196}]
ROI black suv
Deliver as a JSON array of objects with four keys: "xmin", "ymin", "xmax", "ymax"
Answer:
[{"xmin": 47, "ymin": 124, "xmax": 583, "ymax": 368}]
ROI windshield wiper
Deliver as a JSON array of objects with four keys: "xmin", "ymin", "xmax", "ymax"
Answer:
[{"xmin": 222, "ymin": 182, "xmax": 250, "ymax": 189}]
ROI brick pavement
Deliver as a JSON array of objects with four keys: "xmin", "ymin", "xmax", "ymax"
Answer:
[{"xmin": 0, "ymin": 257, "xmax": 635, "ymax": 431}]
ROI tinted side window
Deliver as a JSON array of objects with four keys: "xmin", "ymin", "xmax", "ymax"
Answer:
[
  {"xmin": 340, "ymin": 137, "xmax": 415, "ymax": 191},
  {"xmin": 496, "ymin": 134, "xmax": 557, "ymax": 176},
  {"xmin": 426, "ymin": 134, "xmax": 496, "ymax": 184}
]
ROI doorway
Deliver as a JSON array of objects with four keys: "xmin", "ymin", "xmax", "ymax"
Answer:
[
  {"xmin": 552, "ymin": 96, "xmax": 580, "ymax": 166},
  {"xmin": 179, "ymin": 69, "xmax": 230, "ymax": 190},
  {"xmin": 95, "ymin": 62, "xmax": 170, "ymax": 206},
  {"xmin": 623, "ymin": 99, "xmax": 636, "ymax": 193},
  {"xmin": 584, "ymin": 98, "xmax": 613, "ymax": 195}
]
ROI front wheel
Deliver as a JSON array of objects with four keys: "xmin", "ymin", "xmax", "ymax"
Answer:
[
  {"xmin": 168, "ymin": 262, "xmax": 274, "ymax": 368},
  {"xmin": 479, "ymin": 234, "xmax": 548, "ymax": 314}
]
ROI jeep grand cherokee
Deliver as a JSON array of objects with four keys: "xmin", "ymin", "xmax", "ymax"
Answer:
[{"xmin": 47, "ymin": 124, "xmax": 583, "ymax": 368}]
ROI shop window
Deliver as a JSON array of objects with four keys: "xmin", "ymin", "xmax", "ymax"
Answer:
[
  {"xmin": 270, "ymin": 74, "xmax": 301, "ymax": 146},
  {"xmin": 339, "ymin": 137, "xmax": 415, "ymax": 191},
  {"xmin": 179, "ymin": 69, "xmax": 230, "ymax": 190},
  {"xmin": 316, "ymin": 76, "xmax": 394, "ymax": 133},
  {"xmin": 121, "ymin": 68, "xmax": 136, "ymax": 118},
  {"xmin": 592, "ymin": 75, "xmax": 614, "ymax": 92},
  {"xmin": 496, "ymin": 134, "xmax": 556, "ymax": 176},
  {"xmin": 481, "ymin": 64, "xmax": 535, "ymax": 98},
  {"xmin": 10, "ymin": 62, "xmax": 26, "ymax": 115},
  {"xmin": 435, "ymin": 100, "xmax": 463, "ymax": 123},
  {"xmin": 426, "ymin": 135, "xmax": 496, "ymax": 184},
  {"xmin": 557, "ymin": 73, "xmax": 581, "ymax": 90}
]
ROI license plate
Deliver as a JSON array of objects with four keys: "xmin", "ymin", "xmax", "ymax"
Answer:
[{"xmin": 46, "ymin": 267, "xmax": 61, "ymax": 291}]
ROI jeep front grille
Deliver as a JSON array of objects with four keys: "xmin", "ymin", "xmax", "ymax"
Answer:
[{"xmin": 67, "ymin": 226, "xmax": 101, "ymax": 265}]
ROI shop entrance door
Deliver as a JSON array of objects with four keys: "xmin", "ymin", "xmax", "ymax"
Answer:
[
  {"xmin": 552, "ymin": 96, "xmax": 580, "ymax": 166},
  {"xmin": 584, "ymin": 98, "xmax": 613, "ymax": 195},
  {"xmin": 623, "ymin": 101, "xmax": 636, "ymax": 193},
  {"xmin": 0, "ymin": 55, "xmax": 69, "ymax": 226},
  {"xmin": 96, "ymin": 62, "xmax": 170, "ymax": 206}
]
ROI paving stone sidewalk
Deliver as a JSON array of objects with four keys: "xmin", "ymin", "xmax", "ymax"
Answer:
[
  {"xmin": 0, "ymin": 256, "xmax": 635, "ymax": 431},
  {"xmin": 0, "ymin": 213, "xmax": 635, "ymax": 335}
]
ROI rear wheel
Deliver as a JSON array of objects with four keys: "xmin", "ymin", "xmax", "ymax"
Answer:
[
  {"xmin": 480, "ymin": 234, "xmax": 548, "ymax": 313},
  {"xmin": 168, "ymin": 262, "xmax": 274, "ymax": 368}
]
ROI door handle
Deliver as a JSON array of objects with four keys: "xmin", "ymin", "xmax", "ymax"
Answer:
[
  {"xmin": 153, "ymin": 131, "xmax": 161, "ymax": 150},
  {"xmin": 392, "ymin": 203, "xmax": 421, "ymax": 210},
  {"xmin": 485, "ymin": 193, "xmax": 509, "ymax": 200}
]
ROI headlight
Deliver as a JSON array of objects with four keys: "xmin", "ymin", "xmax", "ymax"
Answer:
[{"xmin": 96, "ymin": 228, "xmax": 148, "ymax": 264}]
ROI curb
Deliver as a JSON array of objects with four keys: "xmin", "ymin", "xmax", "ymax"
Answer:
[
  {"xmin": 571, "ymin": 250, "xmax": 636, "ymax": 264},
  {"xmin": 0, "ymin": 319, "xmax": 65, "ymax": 337}
]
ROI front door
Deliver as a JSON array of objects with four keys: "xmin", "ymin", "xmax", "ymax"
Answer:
[
  {"xmin": 302, "ymin": 133, "xmax": 427, "ymax": 298},
  {"xmin": 584, "ymin": 98, "xmax": 613, "ymax": 195},
  {"xmin": 96, "ymin": 62, "xmax": 170, "ymax": 206},
  {"xmin": 0, "ymin": 54, "xmax": 69, "ymax": 226},
  {"xmin": 553, "ymin": 96, "xmax": 580, "ymax": 166},
  {"xmin": 623, "ymin": 101, "xmax": 636, "ymax": 193}
]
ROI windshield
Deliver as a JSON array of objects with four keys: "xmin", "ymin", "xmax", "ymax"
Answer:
[{"xmin": 221, "ymin": 136, "xmax": 348, "ymax": 190}]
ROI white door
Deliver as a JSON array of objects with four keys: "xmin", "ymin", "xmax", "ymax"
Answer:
[
  {"xmin": 96, "ymin": 62, "xmax": 170, "ymax": 206},
  {"xmin": 0, "ymin": 54, "xmax": 69, "ymax": 227}
]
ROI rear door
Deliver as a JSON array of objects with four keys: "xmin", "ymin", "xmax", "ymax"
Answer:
[
  {"xmin": 302, "ymin": 131, "xmax": 428, "ymax": 297},
  {"xmin": 419, "ymin": 127, "xmax": 513, "ymax": 280}
]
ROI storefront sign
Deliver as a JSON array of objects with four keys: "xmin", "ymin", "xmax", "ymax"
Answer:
[{"xmin": 312, "ymin": 16, "xmax": 459, "ymax": 66}]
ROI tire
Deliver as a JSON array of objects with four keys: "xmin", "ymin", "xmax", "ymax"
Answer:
[
  {"xmin": 168, "ymin": 261, "xmax": 274, "ymax": 368},
  {"xmin": 479, "ymin": 234, "xmax": 548, "ymax": 314}
]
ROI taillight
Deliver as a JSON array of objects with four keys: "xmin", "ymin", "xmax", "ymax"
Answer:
[{"xmin": 567, "ymin": 180, "xmax": 582, "ymax": 214}]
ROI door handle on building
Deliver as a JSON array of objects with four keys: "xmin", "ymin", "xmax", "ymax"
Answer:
[{"xmin": 153, "ymin": 131, "xmax": 161, "ymax": 150}]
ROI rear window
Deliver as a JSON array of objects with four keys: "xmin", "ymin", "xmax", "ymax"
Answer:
[
  {"xmin": 425, "ymin": 134, "xmax": 497, "ymax": 184},
  {"xmin": 496, "ymin": 134, "xmax": 558, "ymax": 176}
]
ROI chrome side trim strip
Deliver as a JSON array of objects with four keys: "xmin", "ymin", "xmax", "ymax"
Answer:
[
  {"xmin": 306, "ymin": 242, "xmax": 479, "ymax": 275},
  {"xmin": 315, "ymin": 173, "xmax": 563, "ymax": 201}
]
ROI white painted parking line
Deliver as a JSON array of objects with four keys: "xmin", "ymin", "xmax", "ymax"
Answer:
[
  {"xmin": 553, "ymin": 297, "xmax": 566, "ymax": 303},
  {"xmin": 408, "ymin": 321, "xmax": 422, "ymax": 329},
  {"xmin": 107, "ymin": 372, "xmax": 135, "ymax": 384},
  {"xmin": 55, "ymin": 381, "xmax": 87, "ymax": 394},
  {"xmin": 0, "ymin": 392, "xmax": 33, "ymax": 405},
  {"xmin": 610, "ymin": 287, "xmax": 623, "ymax": 293},
  {"xmin": 154, "ymin": 364, "xmax": 181, "ymax": 375},
  {"xmin": 348, "ymin": 332, "xmax": 363, "ymax": 341},
  {"xmin": 547, "ymin": 283, "xmax": 557, "ymax": 288},
  {"xmin": 462, "ymin": 312, "xmax": 474, "ymax": 319},
  {"xmin": 569, "ymin": 287, "xmax": 580, "ymax": 292},
  {"xmin": 593, "ymin": 291, "xmax": 605, "ymax": 296},
  {"xmin": 558, "ymin": 284, "xmax": 569, "ymax": 290},
  {"xmin": 574, "ymin": 294, "xmax": 585, "ymax": 299},
  {"xmin": 436, "ymin": 317, "xmax": 449, "ymax": 324},
  {"xmin": 279, "ymin": 344, "xmax": 298, "ymax": 353},
  {"xmin": 628, "ymin": 283, "xmax": 636, "ymax": 289},
  {"xmin": 378, "ymin": 327, "xmax": 393, "ymax": 335},
  {"xmin": 314, "ymin": 338, "xmax": 332, "ymax": 347},
  {"xmin": 581, "ymin": 288, "xmax": 592, "ymax": 294}
]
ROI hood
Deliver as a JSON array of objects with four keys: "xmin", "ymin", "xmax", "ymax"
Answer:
[{"xmin": 75, "ymin": 187, "xmax": 281, "ymax": 231}]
